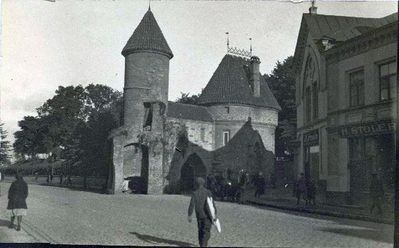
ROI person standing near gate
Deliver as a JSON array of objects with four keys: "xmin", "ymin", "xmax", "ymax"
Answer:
[
  {"xmin": 254, "ymin": 172, "xmax": 266, "ymax": 198},
  {"xmin": 188, "ymin": 177, "xmax": 217, "ymax": 247},
  {"xmin": 7, "ymin": 173, "xmax": 28, "ymax": 231}
]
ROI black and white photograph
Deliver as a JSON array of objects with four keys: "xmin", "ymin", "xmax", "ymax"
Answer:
[{"xmin": 0, "ymin": 0, "xmax": 397, "ymax": 247}]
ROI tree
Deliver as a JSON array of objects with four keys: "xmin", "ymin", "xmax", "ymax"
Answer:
[
  {"xmin": 0, "ymin": 123, "xmax": 12, "ymax": 166},
  {"xmin": 14, "ymin": 116, "xmax": 45, "ymax": 158},
  {"xmin": 77, "ymin": 84, "xmax": 122, "ymax": 188},
  {"xmin": 13, "ymin": 84, "xmax": 122, "ymax": 188},
  {"xmin": 175, "ymin": 92, "xmax": 201, "ymax": 105},
  {"xmin": 264, "ymin": 56, "xmax": 296, "ymax": 158}
]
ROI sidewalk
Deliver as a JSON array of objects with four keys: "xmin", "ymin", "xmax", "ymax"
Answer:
[{"xmin": 245, "ymin": 186, "xmax": 394, "ymax": 225}]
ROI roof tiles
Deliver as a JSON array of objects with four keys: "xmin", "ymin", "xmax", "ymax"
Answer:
[
  {"xmin": 197, "ymin": 54, "xmax": 281, "ymax": 110},
  {"xmin": 167, "ymin": 102, "xmax": 213, "ymax": 122},
  {"xmin": 122, "ymin": 10, "xmax": 173, "ymax": 58}
]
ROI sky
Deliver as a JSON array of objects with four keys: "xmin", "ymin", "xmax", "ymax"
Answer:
[{"xmin": 0, "ymin": 0, "xmax": 397, "ymax": 146}]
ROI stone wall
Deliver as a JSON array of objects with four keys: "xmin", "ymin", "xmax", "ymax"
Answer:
[{"xmin": 207, "ymin": 104, "xmax": 278, "ymax": 151}]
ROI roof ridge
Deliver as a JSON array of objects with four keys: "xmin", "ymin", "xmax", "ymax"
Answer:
[{"xmin": 304, "ymin": 12, "xmax": 391, "ymax": 20}]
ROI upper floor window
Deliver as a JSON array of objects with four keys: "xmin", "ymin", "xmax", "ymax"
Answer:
[
  {"xmin": 222, "ymin": 130, "xmax": 230, "ymax": 146},
  {"xmin": 379, "ymin": 61, "xmax": 397, "ymax": 101},
  {"xmin": 312, "ymin": 81, "xmax": 318, "ymax": 120},
  {"xmin": 349, "ymin": 70, "xmax": 364, "ymax": 107},
  {"xmin": 225, "ymin": 106, "xmax": 230, "ymax": 114},
  {"xmin": 305, "ymin": 86, "xmax": 311, "ymax": 123}
]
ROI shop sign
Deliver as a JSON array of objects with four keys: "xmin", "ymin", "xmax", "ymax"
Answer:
[
  {"xmin": 303, "ymin": 130, "xmax": 319, "ymax": 145},
  {"xmin": 339, "ymin": 121, "xmax": 395, "ymax": 137}
]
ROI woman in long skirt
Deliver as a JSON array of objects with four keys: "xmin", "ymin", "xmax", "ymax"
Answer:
[{"xmin": 7, "ymin": 173, "xmax": 28, "ymax": 231}]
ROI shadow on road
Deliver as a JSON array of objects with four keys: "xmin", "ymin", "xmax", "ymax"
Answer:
[
  {"xmin": 318, "ymin": 227, "xmax": 393, "ymax": 243},
  {"xmin": 0, "ymin": 219, "xmax": 11, "ymax": 227},
  {"xmin": 129, "ymin": 231, "xmax": 195, "ymax": 247}
]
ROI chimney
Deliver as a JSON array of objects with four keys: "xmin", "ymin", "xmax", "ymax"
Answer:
[
  {"xmin": 309, "ymin": 0, "xmax": 317, "ymax": 14},
  {"xmin": 249, "ymin": 56, "xmax": 261, "ymax": 97}
]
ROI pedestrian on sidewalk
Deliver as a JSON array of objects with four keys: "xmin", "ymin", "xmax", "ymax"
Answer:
[
  {"xmin": 295, "ymin": 173, "xmax": 306, "ymax": 205},
  {"xmin": 7, "ymin": 173, "xmax": 28, "ymax": 231},
  {"xmin": 254, "ymin": 172, "xmax": 266, "ymax": 198},
  {"xmin": 188, "ymin": 177, "xmax": 217, "ymax": 247},
  {"xmin": 369, "ymin": 173, "xmax": 384, "ymax": 215},
  {"xmin": 306, "ymin": 178, "xmax": 316, "ymax": 205},
  {"xmin": 238, "ymin": 170, "xmax": 249, "ymax": 204}
]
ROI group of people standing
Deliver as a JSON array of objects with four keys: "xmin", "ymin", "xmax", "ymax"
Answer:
[
  {"xmin": 206, "ymin": 170, "xmax": 268, "ymax": 203},
  {"xmin": 294, "ymin": 173, "xmax": 316, "ymax": 206}
]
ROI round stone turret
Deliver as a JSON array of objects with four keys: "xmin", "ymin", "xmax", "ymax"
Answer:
[{"xmin": 122, "ymin": 9, "xmax": 173, "ymax": 128}]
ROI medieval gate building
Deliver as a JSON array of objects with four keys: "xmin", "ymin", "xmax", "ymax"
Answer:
[{"xmin": 108, "ymin": 8, "xmax": 281, "ymax": 194}]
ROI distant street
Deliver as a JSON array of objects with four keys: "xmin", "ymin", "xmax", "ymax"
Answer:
[{"xmin": 0, "ymin": 182, "xmax": 393, "ymax": 247}]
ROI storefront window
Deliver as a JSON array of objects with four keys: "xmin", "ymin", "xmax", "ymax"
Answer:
[
  {"xmin": 349, "ymin": 70, "xmax": 364, "ymax": 107},
  {"xmin": 349, "ymin": 138, "xmax": 365, "ymax": 161},
  {"xmin": 379, "ymin": 61, "xmax": 397, "ymax": 101}
]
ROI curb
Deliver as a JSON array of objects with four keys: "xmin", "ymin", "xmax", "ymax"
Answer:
[{"xmin": 247, "ymin": 200, "xmax": 394, "ymax": 225}]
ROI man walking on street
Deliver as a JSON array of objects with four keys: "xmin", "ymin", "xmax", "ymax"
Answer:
[
  {"xmin": 370, "ymin": 173, "xmax": 384, "ymax": 215},
  {"xmin": 188, "ymin": 177, "xmax": 217, "ymax": 247}
]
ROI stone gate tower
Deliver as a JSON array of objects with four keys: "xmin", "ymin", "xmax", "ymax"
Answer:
[{"xmin": 110, "ymin": 8, "xmax": 173, "ymax": 194}]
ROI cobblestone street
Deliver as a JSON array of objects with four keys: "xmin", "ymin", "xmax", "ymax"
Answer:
[{"xmin": 0, "ymin": 182, "xmax": 393, "ymax": 247}]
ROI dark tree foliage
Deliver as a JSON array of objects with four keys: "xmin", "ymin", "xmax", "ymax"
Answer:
[
  {"xmin": 264, "ymin": 56, "xmax": 296, "ymax": 158},
  {"xmin": 13, "ymin": 84, "xmax": 122, "ymax": 183},
  {"xmin": 0, "ymin": 123, "xmax": 11, "ymax": 166},
  {"xmin": 175, "ymin": 92, "xmax": 201, "ymax": 105}
]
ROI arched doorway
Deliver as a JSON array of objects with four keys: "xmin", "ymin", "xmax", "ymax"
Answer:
[{"xmin": 180, "ymin": 154, "xmax": 207, "ymax": 193}]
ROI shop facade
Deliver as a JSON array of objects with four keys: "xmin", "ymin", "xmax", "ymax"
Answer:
[{"xmin": 293, "ymin": 10, "xmax": 397, "ymax": 205}]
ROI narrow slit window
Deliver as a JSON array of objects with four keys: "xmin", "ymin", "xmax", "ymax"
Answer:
[{"xmin": 143, "ymin": 102, "xmax": 153, "ymax": 130}]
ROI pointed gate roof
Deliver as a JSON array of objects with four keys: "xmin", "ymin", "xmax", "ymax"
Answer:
[
  {"xmin": 122, "ymin": 9, "xmax": 173, "ymax": 58},
  {"xmin": 197, "ymin": 54, "xmax": 281, "ymax": 110}
]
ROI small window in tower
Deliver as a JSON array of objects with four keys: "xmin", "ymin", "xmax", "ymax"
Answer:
[
  {"xmin": 225, "ymin": 107, "xmax": 230, "ymax": 113},
  {"xmin": 143, "ymin": 102, "xmax": 153, "ymax": 130},
  {"xmin": 222, "ymin": 130, "xmax": 230, "ymax": 146}
]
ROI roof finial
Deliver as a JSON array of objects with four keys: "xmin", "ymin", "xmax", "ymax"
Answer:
[
  {"xmin": 249, "ymin": 38, "xmax": 252, "ymax": 56},
  {"xmin": 148, "ymin": 0, "xmax": 151, "ymax": 11},
  {"xmin": 309, "ymin": 0, "xmax": 317, "ymax": 14},
  {"xmin": 226, "ymin": 32, "xmax": 230, "ymax": 51}
]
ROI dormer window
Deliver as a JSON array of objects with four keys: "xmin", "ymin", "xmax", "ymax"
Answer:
[{"xmin": 143, "ymin": 102, "xmax": 153, "ymax": 130}]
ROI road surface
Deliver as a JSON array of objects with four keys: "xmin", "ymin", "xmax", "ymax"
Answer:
[{"xmin": 0, "ymin": 182, "xmax": 393, "ymax": 247}]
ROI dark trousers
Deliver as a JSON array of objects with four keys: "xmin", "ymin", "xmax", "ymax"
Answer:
[
  {"xmin": 296, "ymin": 191, "xmax": 304, "ymax": 204},
  {"xmin": 254, "ymin": 187, "xmax": 264, "ymax": 198},
  {"xmin": 197, "ymin": 218, "xmax": 212, "ymax": 247}
]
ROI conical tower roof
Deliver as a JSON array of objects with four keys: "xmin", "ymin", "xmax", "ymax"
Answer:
[{"xmin": 122, "ymin": 9, "xmax": 173, "ymax": 58}]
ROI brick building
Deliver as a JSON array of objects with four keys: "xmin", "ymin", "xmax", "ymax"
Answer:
[
  {"xmin": 108, "ymin": 9, "xmax": 280, "ymax": 194},
  {"xmin": 293, "ymin": 6, "xmax": 397, "ymax": 205}
]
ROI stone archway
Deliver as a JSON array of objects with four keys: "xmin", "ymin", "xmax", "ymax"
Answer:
[{"xmin": 180, "ymin": 153, "xmax": 207, "ymax": 193}]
